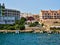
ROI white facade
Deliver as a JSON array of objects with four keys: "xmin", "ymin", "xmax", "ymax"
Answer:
[
  {"xmin": 0, "ymin": 16, "xmax": 15, "ymax": 24},
  {"xmin": 0, "ymin": 3, "xmax": 20, "ymax": 24},
  {"xmin": 4, "ymin": 9, "xmax": 20, "ymax": 20},
  {"xmin": 20, "ymin": 13, "xmax": 33, "ymax": 18}
]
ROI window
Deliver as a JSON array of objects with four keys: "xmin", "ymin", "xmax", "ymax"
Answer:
[
  {"xmin": 54, "ymin": 13, "xmax": 56, "ymax": 15},
  {"xmin": 54, "ymin": 16, "xmax": 57, "ymax": 19},
  {"xmin": 42, "ymin": 16, "xmax": 44, "ymax": 19},
  {"xmin": 48, "ymin": 13, "xmax": 49, "ymax": 15},
  {"xmin": 12, "ymin": 20, "xmax": 14, "ymax": 22},
  {"xmin": 57, "ymin": 14, "xmax": 60, "ymax": 19},
  {"xmin": 57, "ymin": 13, "xmax": 59, "ymax": 15},
  {"xmin": 45, "ymin": 13, "xmax": 47, "ymax": 15}
]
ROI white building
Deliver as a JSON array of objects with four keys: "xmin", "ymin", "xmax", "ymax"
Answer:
[
  {"xmin": 0, "ymin": 16, "xmax": 15, "ymax": 24},
  {"xmin": 0, "ymin": 3, "xmax": 20, "ymax": 24},
  {"xmin": 20, "ymin": 13, "xmax": 33, "ymax": 18}
]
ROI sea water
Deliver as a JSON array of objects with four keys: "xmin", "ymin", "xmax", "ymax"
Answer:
[{"xmin": 0, "ymin": 33, "xmax": 60, "ymax": 45}]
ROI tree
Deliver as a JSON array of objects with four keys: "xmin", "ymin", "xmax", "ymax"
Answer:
[
  {"xmin": 34, "ymin": 21, "xmax": 39, "ymax": 25},
  {"xmin": 15, "ymin": 17, "xmax": 26, "ymax": 25},
  {"xmin": 20, "ymin": 17, "xmax": 26, "ymax": 24},
  {"xmin": 15, "ymin": 24, "xmax": 19, "ymax": 30},
  {"xmin": 21, "ymin": 17, "xmax": 26, "ymax": 21},
  {"xmin": 15, "ymin": 20, "xmax": 19, "ymax": 24}
]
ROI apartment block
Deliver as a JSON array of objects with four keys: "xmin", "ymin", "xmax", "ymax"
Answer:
[
  {"xmin": 40, "ymin": 10, "xmax": 60, "ymax": 19},
  {"xmin": 39, "ymin": 10, "xmax": 60, "ymax": 30},
  {"xmin": 0, "ymin": 3, "xmax": 20, "ymax": 24}
]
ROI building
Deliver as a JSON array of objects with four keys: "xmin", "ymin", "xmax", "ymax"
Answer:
[
  {"xmin": 0, "ymin": 3, "xmax": 20, "ymax": 20},
  {"xmin": 0, "ymin": 16, "xmax": 15, "ymax": 24},
  {"xmin": 26, "ymin": 16, "xmax": 35, "ymax": 23},
  {"xmin": 39, "ymin": 10, "xmax": 60, "ymax": 30},
  {"xmin": 33, "ymin": 14, "xmax": 40, "ymax": 21},
  {"xmin": 40, "ymin": 10, "xmax": 60, "ymax": 23},
  {"xmin": 4, "ymin": 9, "xmax": 20, "ymax": 20},
  {"xmin": 20, "ymin": 13, "xmax": 33, "ymax": 18},
  {"xmin": 0, "ymin": 3, "xmax": 20, "ymax": 24},
  {"xmin": 40, "ymin": 10, "xmax": 60, "ymax": 19}
]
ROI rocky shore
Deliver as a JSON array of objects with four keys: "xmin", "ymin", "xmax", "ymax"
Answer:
[
  {"xmin": 0, "ymin": 30, "xmax": 60, "ymax": 34},
  {"xmin": 0, "ymin": 30, "xmax": 33, "ymax": 33}
]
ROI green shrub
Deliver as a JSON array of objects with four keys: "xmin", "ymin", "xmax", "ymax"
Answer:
[
  {"xmin": 34, "ymin": 21, "xmax": 39, "ymax": 25},
  {"xmin": 0, "ymin": 24, "xmax": 4, "ymax": 30},
  {"xmin": 15, "ymin": 24, "xmax": 19, "ymax": 30},
  {"xmin": 41, "ymin": 23, "xmax": 44, "ymax": 26},
  {"xmin": 19, "ymin": 25, "xmax": 25, "ymax": 30},
  {"xmin": 29, "ymin": 21, "xmax": 39, "ymax": 27},
  {"xmin": 50, "ymin": 27, "xmax": 60, "ymax": 30},
  {"xmin": 0, "ymin": 17, "xmax": 26, "ymax": 30},
  {"xmin": 29, "ymin": 23, "xmax": 36, "ymax": 27},
  {"xmin": 0, "ymin": 24, "xmax": 15, "ymax": 30},
  {"xmin": 7, "ymin": 26, "xmax": 15, "ymax": 30}
]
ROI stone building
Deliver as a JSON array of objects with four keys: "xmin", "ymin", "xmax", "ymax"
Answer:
[{"xmin": 39, "ymin": 10, "xmax": 60, "ymax": 30}]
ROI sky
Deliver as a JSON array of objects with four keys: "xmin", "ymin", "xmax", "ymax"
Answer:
[{"xmin": 0, "ymin": 0, "xmax": 60, "ymax": 14}]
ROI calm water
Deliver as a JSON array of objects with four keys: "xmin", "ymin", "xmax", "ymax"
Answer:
[{"xmin": 0, "ymin": 33, "xmax": 60, "ymax": 45}]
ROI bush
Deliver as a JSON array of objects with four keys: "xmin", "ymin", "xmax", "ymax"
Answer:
[
  {"xmin": 0, "ymin": 24, "xmax": 15, "ymax": 30},
  {"xmin": 0, "ymin": 17, "xmax": 26, "ymax": 30},
  {"xmin": 29, "ymin": 23, "xmax": 36, "ymax": 27},
  {"xmin": 29, "ymin": 22, "xmax": 39, "ymax": 27},
  {"xmin": 19, "ymin": 25, "xmax": 25, "ymax": 30},
  {"xmin": 34, "ymin": 21, "xmax": 39, "ymax": 25},
  {"xmin": 15, "ymin": 20, "xmax": 19, "ymax": 24},
  {"xmin": 50, "ymin": 27, "xmax": 60, "ymax": 30},
  {"xmin": 0, "ymin": 24, "xmax": 4, "ymax": 30},
  {"xmin": 41, "ymin": 23, "xmax": 44, "ymax": 26},
  {"xmin": 7, "ymin": 26, "xmax": 15, "ymax": 30}
]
